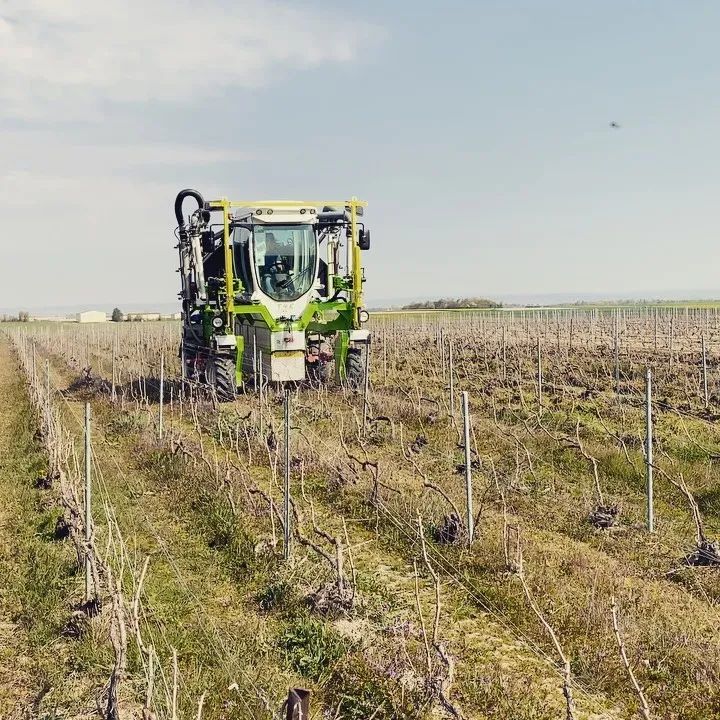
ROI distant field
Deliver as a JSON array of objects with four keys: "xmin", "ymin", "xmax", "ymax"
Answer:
[{"xmin": 372, "ymin": 300, "xmax": 720, "ymax": 316}]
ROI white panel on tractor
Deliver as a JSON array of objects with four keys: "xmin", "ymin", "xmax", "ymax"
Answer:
[{"xmin": 265, "ymin": 351, "xmax": 305, "ymax": 382}]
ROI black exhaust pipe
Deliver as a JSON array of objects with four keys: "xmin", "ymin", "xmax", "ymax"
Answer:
[{"xmin": 174, "ymin": 189, "xmax": 205, "ymax": 240}]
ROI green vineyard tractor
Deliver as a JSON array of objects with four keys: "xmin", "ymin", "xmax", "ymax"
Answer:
[{"xmin": 174, "ymin": 190, "xmax": 372, "ymax": 400}]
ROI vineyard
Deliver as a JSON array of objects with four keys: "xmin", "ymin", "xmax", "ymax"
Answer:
[{"xmin": 3, "ymin": 307, "xmax": 720, "ymax": 719}]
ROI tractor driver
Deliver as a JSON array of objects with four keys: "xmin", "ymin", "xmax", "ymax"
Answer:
[{"xmin": 260, "ymin": 232, "xmax": 295, "ymax": 297}]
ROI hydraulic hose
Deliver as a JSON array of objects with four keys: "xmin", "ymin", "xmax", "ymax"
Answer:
[{"xmin": 174, "ymin": 189, "xmax": 205, "ymax": 240}]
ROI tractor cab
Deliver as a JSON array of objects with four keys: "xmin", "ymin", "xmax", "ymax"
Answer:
[{"xmin": 231, "ymin": 208, "xmax": 320, "ymax": 314}]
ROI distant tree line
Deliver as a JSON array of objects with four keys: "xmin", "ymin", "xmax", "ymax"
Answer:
[
  {"xmin": 0, "ymin": 311, "xmax": 30, "ymax": 322},
  {"xmin": 112, "ymin": 308, "xmax": 178, "ymax": 322},
  {"xmin": 401, "ymin": 297, "xmax": 502, "ymax": 310}
]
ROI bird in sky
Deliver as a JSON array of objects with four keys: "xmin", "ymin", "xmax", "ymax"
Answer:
[{"xmin": 609, "ymin": 121, "xmax": 621, "ymax": 129}]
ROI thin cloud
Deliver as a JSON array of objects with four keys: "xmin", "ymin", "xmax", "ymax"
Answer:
[
  {"xmin": 0, "ymin": 0, "xmax": 382, "ymax": 119},
  {"xmin": 0, "ymin": 132, "xmax": 250, "ymax": 172}
]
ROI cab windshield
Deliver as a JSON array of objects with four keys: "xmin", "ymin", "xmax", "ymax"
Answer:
[{"xmin": 253, "ymin": 224, "xmax": 317, "ymax": 301}]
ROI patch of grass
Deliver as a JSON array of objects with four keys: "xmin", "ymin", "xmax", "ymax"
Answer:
[
  {"xmin": 278, "ymin": 613, "xmax": 349, "ymax": 682},
  {"xmin": 137, "ymin": 439, "xmax": 278, "ymax": 584},
  {"xmin": 139, "ymin": 444, "xmax": 186, "ymax": 485},
  {"xmin": 697, "ymin": 484, "xmax": 720, "ymax": 516},
  {"xmin": 198, "ymin": 491, "xmax": 275, "ymax": 584},
  {"xmin": 326, "ymin": 654, "xmax": 426, "ymax": 720},
  {"xmin": 257, "ymin": 580, "xmax": 296, "ymax": 613},
  {"xmin": 106, "ymin": 411, "xmax": 144, "ymax": 436},
  {"xmin": 35, "ymin": 506, "xmax": 67, "ymax": 542},
  {"xmin": 14, "ymin": 541, "xmax": 75, "ymax": 642},
  {"xmin": 599, "ymin": 450, "xmax": 643, "ymax": 494},
  {"xmin": 458, "ymin": 668, "xmax": 558, "ymax": 720},
  {"xmin": 674, "ymin": 443, "xmax": 716, "ymax": 463}
]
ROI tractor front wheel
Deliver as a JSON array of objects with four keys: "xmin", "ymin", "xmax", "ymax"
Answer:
[
  {"xmin": 206, "ymin": 355, "xmax": 237, "ymax": 402},
  {"xmin": 345, "ymin": 347, "xmax": 366, "ymax": 390}
]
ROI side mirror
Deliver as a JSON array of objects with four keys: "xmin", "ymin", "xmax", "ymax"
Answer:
[{"xmin": 358, "ymin": 228, "xmax": 371, "ymax": 251}]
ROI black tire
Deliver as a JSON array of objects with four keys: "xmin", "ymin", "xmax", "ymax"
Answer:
[
  {"xmin": 345, "ymin": 347, "xmax": 365, "ymax": 390},
  {"xmin": 206, "ymin": 355, "xmax": 237, "ymax": 402}
]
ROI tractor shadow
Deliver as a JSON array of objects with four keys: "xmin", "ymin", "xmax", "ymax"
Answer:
[
  {"xmin": 63, "ymin": 368, "xmax": 184, "ymax": 405},
  {"xmin": 114, "ymin": 376, "xmax": 186, "ymax": 404}
]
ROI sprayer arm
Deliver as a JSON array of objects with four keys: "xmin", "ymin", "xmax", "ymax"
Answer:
[{"xmin": 174, "ymin": 189, "xmax": 205, "ymax": 240}]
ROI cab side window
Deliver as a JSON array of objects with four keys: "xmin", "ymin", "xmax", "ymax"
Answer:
[{"xmin": 232, "ymin": 226, "xmax": 255, "ymax": 293}]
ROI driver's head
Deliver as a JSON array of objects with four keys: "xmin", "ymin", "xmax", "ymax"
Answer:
[{"xmin": 264, "ymin": 231, "xmax": 278, "ymax": 250}]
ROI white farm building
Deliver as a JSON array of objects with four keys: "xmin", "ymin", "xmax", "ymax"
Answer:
[{"xmin": 76, "ymin": 311, "xmax": 107, "ymax": 323}]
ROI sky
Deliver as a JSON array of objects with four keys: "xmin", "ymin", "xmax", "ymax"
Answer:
[{"xmin": 2, "ymin": 0, "xmax": 720, "ymax": 310}]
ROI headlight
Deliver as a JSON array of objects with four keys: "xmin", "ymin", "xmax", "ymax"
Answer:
[
  {"xmin": 212, "ymin": 316, "xmax": 224, "ymax": 329},
  {"xmin": 359, "ymin": 309, "xmax": 370, "ymax": 323}
]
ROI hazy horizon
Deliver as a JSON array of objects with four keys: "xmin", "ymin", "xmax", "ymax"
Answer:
[{"xmin": 6, "ymin": 287, "xmax": 720, "ymax": 317}]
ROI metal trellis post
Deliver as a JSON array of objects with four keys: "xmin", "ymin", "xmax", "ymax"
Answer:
[{"xmin": 462, "ymin": 391, "xmax": 474, "ymax": 544}]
